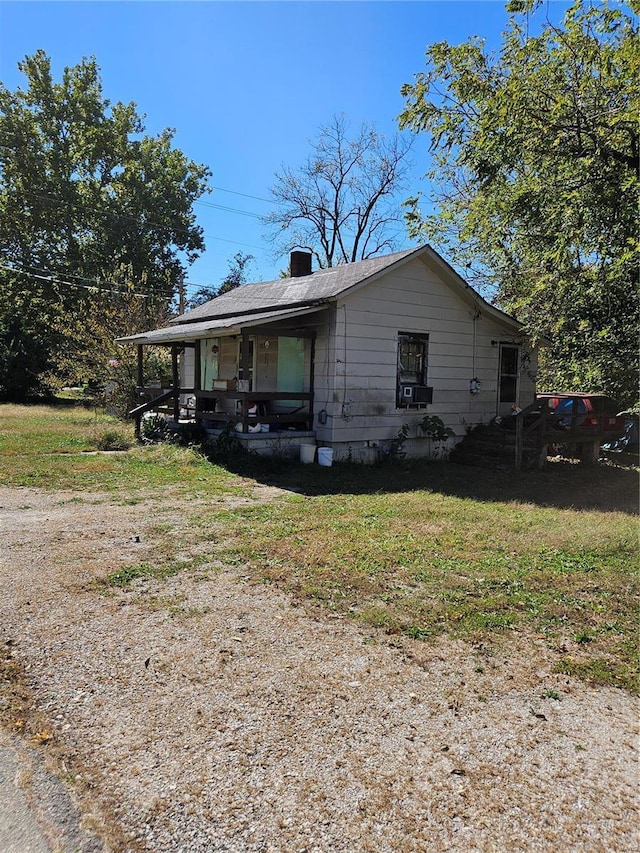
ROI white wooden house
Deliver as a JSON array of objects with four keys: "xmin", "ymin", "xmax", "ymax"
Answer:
[{"xmin": 119, "ymin": 246, "xmax": 539, "ymax": 462}]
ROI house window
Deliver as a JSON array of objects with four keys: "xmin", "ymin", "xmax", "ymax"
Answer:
[{"xmin": 397, "ymin": 332, "xmax": 429, "ymax": 407}]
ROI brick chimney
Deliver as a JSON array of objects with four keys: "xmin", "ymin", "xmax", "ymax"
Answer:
[{"xmin": 290, "ymin": 250, "xmax": 312, "ymax": 278}]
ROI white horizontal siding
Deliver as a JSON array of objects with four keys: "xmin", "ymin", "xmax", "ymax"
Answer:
[{"xmin": 322, "ymin": 257, "xmax": 538, "ymax": 448}]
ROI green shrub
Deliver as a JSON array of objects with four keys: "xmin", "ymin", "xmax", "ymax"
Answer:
[
  {"xmin": 140, "ymin": 413, "xmax": 172, "ymax": 443},
  {"xmin": 95, "ymin": 428, "xmax": 133, "ymax": 451}
]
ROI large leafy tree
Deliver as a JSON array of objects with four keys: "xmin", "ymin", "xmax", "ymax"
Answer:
[
  {"xmin": 264, "ymin": 114, "xmax": 413, "ymax": 269},
  {"xmin": 399, "ymin": 1, "xmax": 639, "ymax": 406},
  {"xmin": 0, "ymin": 50, "xmax": 211, "ymax": 399},
  {"xmin": 51, "ymin": 265, "xmax": 174, "ymax": 414}
]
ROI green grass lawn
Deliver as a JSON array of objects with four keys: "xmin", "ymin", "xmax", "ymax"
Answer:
[
  {"xmin": 0, "ymin": 402, "xmax": 242, "ymax": 494},
  {"xmin": 1, "ymin": 402, "xmax": 638, "ymax": 692},
  {"xmin": 208, "ymin": 489, "xmax": 637, "ymax": 691}
]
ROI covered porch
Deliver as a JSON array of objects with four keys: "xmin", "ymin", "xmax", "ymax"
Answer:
[{"xmin": 125, "ymin": 317, "xmax": 319, "ymax": 449}]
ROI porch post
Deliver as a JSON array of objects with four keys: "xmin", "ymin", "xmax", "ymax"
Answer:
[
  {"xmin": 538, "ymin": 404, "xmax": 549, "ymax": 469},
  {"xmin": 194, "ymin": 339, "xmax": 202, "ymax": 417},
  {"xmin": 514, "ymin": 413, "xmax": 523, "ymax": 471},
  {"xmin": 308, "ymin": 334, "xmax": 316, "ymax": 431},
  {"xmin": 584, "ymin": 439, "xmax": 600, "ymax": 465},
  {"xmin": 171, "ymin": 344, "xmax": 180, "ymax": 422},
  {"xmin": 135, "ymin": 345, "xmax": 144, "ymax": 438},
  {"xmin": 241, "ymin": 329, "xmax": 250, "ymax": 433},
  {"xmin": 137, "ymin": 345, "xmax": 144, "ymax": 387},
  {"xmin": 194, "ymin": 340, "xmax": 201, "ymax": 392}
]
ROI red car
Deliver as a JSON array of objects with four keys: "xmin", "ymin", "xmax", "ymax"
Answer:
[{"xmin": 536, "ymin": 393, "xmax": 626, "ymax": 438}]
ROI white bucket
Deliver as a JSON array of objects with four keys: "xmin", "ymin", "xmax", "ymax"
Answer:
[
  {"xmin": 300, "ymin": 444, "xmax": 316, "ymax": 464},
  {"xmin": 317, "ymin": 447, "xmax": 333, "ymax": 467}
]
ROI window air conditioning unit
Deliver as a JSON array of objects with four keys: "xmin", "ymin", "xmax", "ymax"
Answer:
[{"xmin": 401, "ymin": 385, "xmax": 433, "ymax": 405}]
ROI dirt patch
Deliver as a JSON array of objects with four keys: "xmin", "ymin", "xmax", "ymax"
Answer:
[{"xmin": 0, "ymin": 486, "xmax": 637, "ymax": 852}]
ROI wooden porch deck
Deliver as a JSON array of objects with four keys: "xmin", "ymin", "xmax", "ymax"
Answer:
[{"xmin": 129, "ymin": 386, "xmax": 315, "ymax": 439}]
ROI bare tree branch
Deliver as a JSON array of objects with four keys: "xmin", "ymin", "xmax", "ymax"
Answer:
[{"xmin": 263, "ymin": 115, "xmax": 413, "ymax": 269}]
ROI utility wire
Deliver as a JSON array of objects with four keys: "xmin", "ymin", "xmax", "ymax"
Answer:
[
  {"xmin": 11, "ymin": 262, "xmax": 210, "ymax": 297},
  {"xmin": 1, "ymin": 253, "xmax": 274, "ymax": 301},
  {"xmin": 0, "ymin": 263, "xmax": 157, "ymax": 299},
  {"xmin": 209, "ymin": 186, "xmax": 272, "ymax": 203},
  {"xmin": 195, "ymin": 199, "xmax": 262, "ymax": 218},
  {"xmin": 10, "ymin": 187, "xmax": 269, "ymax": 255},
  {"xmin": 1, "ymin": 260, "xmax": 221, "ymax": 300},
  {"xmin": 204, "ymin": 234, "xmax": 266, "ymax": 252},
  {"xmin": 0, "ymin": 140, "xmax": 270, "ymax": 219},
  {"xmin": 0, "ymin": 134, "xmax": 274, "ymax": 203}
]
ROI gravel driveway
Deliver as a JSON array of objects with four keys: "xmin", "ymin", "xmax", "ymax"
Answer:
[{"xmin": 0, "ymin": 485, "xmax": 637, "ymax": 852}]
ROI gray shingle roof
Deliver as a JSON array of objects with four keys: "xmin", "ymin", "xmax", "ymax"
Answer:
[
  {"xmin": 172, "ymin": 247, "xmax": 422, "ymax": 325},
  {"xmin": 117, "ymin": 245, "xmax": 528, "ymax": 345}
]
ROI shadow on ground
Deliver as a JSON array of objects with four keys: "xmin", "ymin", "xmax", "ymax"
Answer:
[{"xmin": 219, "ymin": 453, "xmax": 639, "ymax": 515}]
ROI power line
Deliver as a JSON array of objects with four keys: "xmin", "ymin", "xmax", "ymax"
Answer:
[
  {"xmin": 19, "ymin": 189, "xmax": 204, "ymax": 240},
  {"xmin": 0, "ymin": 136, "xmax": 271, "ymax": 214},
  {"xmin": 203, "ymin": 234, "xmax": 266, "ymax": 252},
  {"xmin": 7, "ymin": 187, "xmax": 270, "ymax": 256},
  {"xmin": 0, "ymin": 167, "xmax": 273, "ymax": 269},
  {"xmin": 209, "ymin": 186, "xmax": 272, "ymax": 204},
  {"xmin": 194, "ymin": 199, "xmax": 262, "ymax": 219},
  {"xmin": 21, "ymin": 263, "xmax": 210, "ymax": 296},
  {"xmin": 0, "ymin": 136, "xmax": 273, "ymax": 204},
  {"xmin": 0, "ymin": 263, "xmax": 157, "ymax": 299},
  {"xmin": 2, "ymin": 259, "xmax": 209, "ymax": 299},
  {"xmin": 0, "ymin": 256, "xmax": 239, "ymax": 301}
]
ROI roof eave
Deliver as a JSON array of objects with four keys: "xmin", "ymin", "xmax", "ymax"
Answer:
[
  {"xmin": 169, "ymin": 296, "xmax": 329, "ymax": 326},
  {"xmin": 116, "ymin": 304, "xmax": 328, "ymax": 346}
]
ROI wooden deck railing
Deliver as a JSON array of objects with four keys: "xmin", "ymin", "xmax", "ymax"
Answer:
[
  {"xmin": 514, "ymin": 398, "xmax": 616, "ymax": 469},
  {"xmin": 514, "ymin": 400, "xmax": 548, "ymax": 470},
  {"xmin": 195, "ymin": 390, "xmax": 314, "ymax": 433},
  {"xmin": 129, "ymin": 388, "xmax": 178, "ymax": 437},
  {"xmin": 129, "ymin": 387, "xmax": 314, "ymax": 437}
]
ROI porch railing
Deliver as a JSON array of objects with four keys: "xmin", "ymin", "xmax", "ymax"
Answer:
[
  {"xmin": 514, "ymin": 400, "xmax": 548, "ymax": 470},
  {"xmin": 129, "ymin": 388, "xmax": 179, "ymax": 437},
  {"xmin": 514, "ymin": 398, "xmax": 617, "ymax": 469},
  {"xmin": 195, "ymin": 389, "xmax": 314, "ymax": 433},
  {"xmin": 128, "ymin": 386, "xmax": 314, "ymax": 436}
]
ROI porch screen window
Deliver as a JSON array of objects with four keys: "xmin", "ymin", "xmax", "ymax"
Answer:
[
  {"xmin": 200, "ymin": 337, "xmax": 219, "ymax": 391},
  {"xmin": 277, "ymin": 336, "xmax": 305, "ymax": 410}
]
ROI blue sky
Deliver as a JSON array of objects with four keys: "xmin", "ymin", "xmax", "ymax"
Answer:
[{"xmin": 0, "ymin": 1, "xmax": 560, "ymax": 297}]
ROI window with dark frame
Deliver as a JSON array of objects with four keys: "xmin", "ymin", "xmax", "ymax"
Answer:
[
  {"xmin": 397, "ymin": 332, "xmax": 429, "ymax": 407},
  {"xmin": 499, "ymin": 344, "xmax": 519, "ymax": 404}
]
